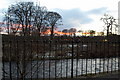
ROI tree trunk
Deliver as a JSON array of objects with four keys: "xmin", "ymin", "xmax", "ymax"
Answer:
[
  {"xmin": 50, "ymin": 25, "xmax": 54, "ymax": 39},
  {"xmin": 107, "ymin": 25, "xmax": 110, "ymax": 36}
]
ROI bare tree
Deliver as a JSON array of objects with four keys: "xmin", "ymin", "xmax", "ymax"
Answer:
[
  {"xmin": 4, "ymin": 2, "xmax": 35, "ymax": 36},
  {"xmin": 45, "ymin": 12, "xmax": 62, "ymax": 37},
  {"xmin": 33, "ymin": 5, "xmax": 48, "ymax": 36},
  {"xmin": 101, "ymin": 14, "xmax": 118, "ymax": 36},
  {"xmin": 4, "ymin": 3, "xmax": 62, "ymax": 37}
]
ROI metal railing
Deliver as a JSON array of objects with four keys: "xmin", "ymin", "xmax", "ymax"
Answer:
[{"xmin": 2, "ymin": 35, "xmax": 120, "ymax": 79}]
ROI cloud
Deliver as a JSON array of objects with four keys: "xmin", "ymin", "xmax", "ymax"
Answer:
[
  {"xmin": 53, "ymin": 8, "xmax": 92, "ymax": 29},
  {"xmin": 53, "ymin": 7, "xmax": 107, "ymax": 30},
  {"xmin": 87, "ymin": 7, "xmax": 107, "ymax": 14}
]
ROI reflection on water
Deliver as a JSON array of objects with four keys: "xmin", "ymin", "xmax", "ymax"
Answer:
[{"xmin": 4, "ymin": 58, "xmax": 118, "ymax": 78}]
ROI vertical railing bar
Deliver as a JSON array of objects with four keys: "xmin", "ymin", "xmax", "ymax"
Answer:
[
  {"xmin": 99, "ymin": 41, "xmax": 102, "ymax": 74},
  {"xmin": 111, "ymin": 41, "xmax": 113, "ymax": 73},
  {"xmin": 9, "ymin": 40, "xmax": 12, "ymax": 80},
  {"xmin": 107, "ymin": 41, "xmax": 110, "ymax": 73},
  {"xmin": 81, "ymin": 41, "xmax": 83, "ymax": 76},
  {"xmin": 116, "ymin": 39, "xmax": 118, "ymax": 71},
  {"xmin": 118, "ymin": 39, "xmax": 120, "ymax": 72},
  {"xmin": 23, "ymin": 40, "xmax": 26, "ymax": 80},
  {"xmin": 116, "ymin": 40, "xmax": 119, "ymax": 72},
  {"xmin": 54, "ymin": 39, "xmax": 57, "ymax": 79},
  {"xmin": 115, "ymin": 41, "xmax": 117, "ymax": 71},
  {"xmin": 16, "ymin": 40, "xmax": 19, "ymax": 79},
  {"xmin": 60, "ymin": 39, "xmax": 63, "ymax": 78},
  {"xmin": 43, "ymin": 40, "xmax": 46, "ymax": 80},
  {"xmin": 66, "ymin": 41, "xmax": 68, "ymax": 78},
  {"xmin": 36, "ymin": 40, "xmax": 39, "ymax": 79},
  {"xmin": 103, "ymin": 39, "xmax": 105, "ymax": 73},
  {"xmin": 2, "ymin": 39, "xmax": 5, "ymax": 80},
  {"xmin": 23, "ymin": 40, "xmax": 27, "ymax": 80},
  {"xmin": 116, "ymin": 40, "xmax": 119, "ymax": 71},
  {"xmin": 13, "ymin": 37, "xmax": 17, "ymax": 79},
  {"xmin": 76, "ymin": 41, "xmax": 79, "ymax": 77},
  {"xmin": 30, "ymin": 40, "xmax": 33, "ymax": 80},
  {"xmin": 95, "ymin": 41, "xmax": 97, "ymax": 74},
  {"xmin": 90, "ymin": 42, "xmax": 93, "ymax": 75},
  {"xmin": 71, "ymin": 37, "xmax": 74, "ymax": 78},
  {"xmin": 49, "ymin": 39, "xmax": 52, "ymax": 80},
  {"xmin": 97, "ymin": 40, "xmax": 99, "ymax": 74},
  {"xmin": 85, "ymin": 42, "xmax": 88, "ymax": 76}
]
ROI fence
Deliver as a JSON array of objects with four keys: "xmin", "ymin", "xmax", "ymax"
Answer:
[
  {"xmin": 0, "ymin": 35, "xmax": 3, "ymax": 80},
  {"xmin": 1, "ymin": 35, "xmax": 120, "ymax": 79}
]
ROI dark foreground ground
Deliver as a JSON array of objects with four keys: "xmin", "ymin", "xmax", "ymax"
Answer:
[
  {"xmin": 77, "ymin": 71, "xmax": 120, "ymax": 80},
  {"xmin": 3, "ymin": 71, "xmax": 119, "ymax": 80},
  {"xmin": 54, "ymin": 72, "xmax": 120, "ymax": 80},
  {"xmin": 90, "ymin": 71, "xmax": 119, "ymax": 79}
]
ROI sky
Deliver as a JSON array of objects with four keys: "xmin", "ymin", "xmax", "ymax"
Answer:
[{"xmin": 0, "ymin": 0, "xmax": 120, "ymax": 32}]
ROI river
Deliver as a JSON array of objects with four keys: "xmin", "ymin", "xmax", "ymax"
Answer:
[{"xmin": 3, "ymin": 58, "xmax": 118, "ymax": 78}]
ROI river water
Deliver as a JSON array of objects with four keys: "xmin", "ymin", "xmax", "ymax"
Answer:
[{"xmin": 3, "ymin": 58, "xmax": 118, "ymax": 78}]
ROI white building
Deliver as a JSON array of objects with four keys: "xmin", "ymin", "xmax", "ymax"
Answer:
[{"xmin": 118, "ymin": 1, "xmax": 120, "ymax": 35}]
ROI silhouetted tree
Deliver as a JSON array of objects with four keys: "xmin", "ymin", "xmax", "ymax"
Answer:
[
  {"xmin": 4, "ymin": 2, "xmax": 36, "ymax": 36},
  {"xmin": 101, "ymin": 14, "xmax": 118, "ymax": 36},
  {"xmin": 99, "ymin": 32, "xmax": 104, "ymax": 36},
  {"xmin": 4, "ymin": 3, "xmax": 62, "ymax": 36},
  {"xmin": 45, "ymin": 11, "xmax": 62, "ymax": 37},
  {"xmin": 69, "ymin": 28, "xmax": 77, "ymax": 36},
  {"xmin": 62, "ymin": 29, "xmax": 69, "ymax": 33},
  {"xmin": 88, "ymin": 30, "xmax": 95, "ymax": 36},
  {"xmin": 78, "ymin": 30, "xmax": 83, "ymax": 33},
  {"xmin": 33, "ymin": 6, "xmax": 48, "ymax": 36}
]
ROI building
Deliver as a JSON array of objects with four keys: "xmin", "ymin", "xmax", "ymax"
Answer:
[{"xmin": 118, "ymin": 1, "xmax": 120, "ymax": 35}]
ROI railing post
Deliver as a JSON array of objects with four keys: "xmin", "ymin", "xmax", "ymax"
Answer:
[
  {"xmin": 0, "ymin": 34, "xmax": 2, "ymax": 79},
  {"xmin": 71, "ymin": 38, "xmax": 74, "ymax": 78},
  {"xmin": 118, "ymin": 36, "xmax": 120, "ymax": 73}
]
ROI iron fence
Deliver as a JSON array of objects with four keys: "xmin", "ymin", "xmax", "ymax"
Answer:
[{"xmin": 2, "ymin": 35, "xmax": 120, "ymax": 80}]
